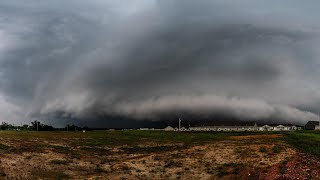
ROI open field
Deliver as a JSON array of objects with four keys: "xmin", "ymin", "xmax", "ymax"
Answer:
[{"xmin": 0, "ymin": 130, "xmax": 320, "ymax": 179}]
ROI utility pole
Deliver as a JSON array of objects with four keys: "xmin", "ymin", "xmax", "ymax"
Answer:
[
  {"xmin": 179, "ymin": 118, "xmax": 181, "ymax": 131},
  {"xmin": 36, "ymin": 120, "xmax": 39, "ymax": 131},
  {"xmin": 318, "ymin": 112, "xmax": 320, "ymax": 130}
]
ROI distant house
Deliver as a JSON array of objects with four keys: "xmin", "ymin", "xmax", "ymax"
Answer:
[
  {"xmin": 305, "ymin": 121, "xmax": 320, "ymax": 130},
  {"xmin": 273, "ymin": 124, "xmax": 296, "ymax": 131},
  {"xmin": 164, "ymin": 126, "xmax": 174, "ymax": 131},
  {"xmin": 189, "ymin": 122, "xmax": 258, "ymax": 132},
  {"xmin": 179, "ymin": 127, "xmax": 187, "ymax": 131},
  {"xmin": 188, "ymin": 122, "xmax": 298, "ymax": 132},
  {"xmin": 259, "ymin": 125, "xmax": 273, "ymax": 131},
  {"xmin": 259, "ymin": 124, "xmax": 297, "ymax": 131}
]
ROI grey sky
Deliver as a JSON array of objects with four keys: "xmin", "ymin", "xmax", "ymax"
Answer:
[{"xmin": 0, "ymin": 0, "xmax": 320, "ymax": 126}]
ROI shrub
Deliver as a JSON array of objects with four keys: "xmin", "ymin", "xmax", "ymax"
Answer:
[
  {"xmin": 50, "ymin": 159, "xmax": 69, "ymax": 165},
  {"xmin": 164, "ymin": 160, "xmax": 182, "ymax": 168},
  {"xmin": 272, "ymin": 145, "xmax": 282, "ymax": 153},
  {"xmin": 259, "ymin": 146, "xmax": 267, "ymax": 153},
  {"xmin": 94, "ymin": 165, "xmax": 104, "ymax": 173},
  {"xmin": 0, "ymin": 169, "xmax": 6, "ymax": 177},
  {"xmin": 0, "ymin": 144, "xmax": 9, "ymax": 151},
  {"xmin": 153, "ymin": 155, "xmax": 161, "ymax": 161}
]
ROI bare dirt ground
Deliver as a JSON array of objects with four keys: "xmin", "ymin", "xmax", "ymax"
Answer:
[{"xmin": 0, "ymin": 133, "xmax": 320, "ymax": 179}]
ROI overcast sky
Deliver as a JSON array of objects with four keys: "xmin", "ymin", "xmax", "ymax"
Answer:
[{"xmin": 1, "ymin": 0, "xmax": 320, "ymax": 126}]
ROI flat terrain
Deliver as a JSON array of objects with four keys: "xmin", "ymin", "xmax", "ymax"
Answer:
[{"xmin": 0, "ymin": 130, "xmax": 320, "ymax": 179}]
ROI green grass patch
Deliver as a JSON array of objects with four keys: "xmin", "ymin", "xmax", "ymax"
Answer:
[
  {"xmin": 121, "ymin": 145, "xmax": 182, "ymax": 154},
  {"xmin": 70, "ymin": 130, "xmax": 233, "ymax": 147},
  {"xmin": 285, "ymin": 131, "xmax": 320, "ymax": 157},
  {"xmin": 31, "ymin": 170, "xmax": 69, "ymax": 180},
  {"xmin": 0, "ymin": 130, "xmax": 286, "ymax": 157}
]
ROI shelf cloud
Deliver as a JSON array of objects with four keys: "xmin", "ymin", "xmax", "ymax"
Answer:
[{"xmin": 1, "ymin": 0, "xmax": 320, "ymax": 126}]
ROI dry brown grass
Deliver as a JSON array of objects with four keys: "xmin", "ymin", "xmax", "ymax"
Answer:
[{"xmin": 0, "ymin": 131, "xmax": 319, "ymax": 179}]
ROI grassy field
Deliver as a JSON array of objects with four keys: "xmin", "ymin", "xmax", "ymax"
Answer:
[
  {"xmin": 286, "ymin": 131, "xmax": 320, "ymax": 157},
  {"xmin": 0, "ymin": 130, "xmax": 319, "ymax": 179},
  {"xmin": 0, "ymin": 130, "xmax": 277, "ymax": 148}
]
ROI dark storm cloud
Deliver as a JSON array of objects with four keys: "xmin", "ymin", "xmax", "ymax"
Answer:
[{"xmin": 0, "ymin": 0, "xmax": 319, "ymax": 125}]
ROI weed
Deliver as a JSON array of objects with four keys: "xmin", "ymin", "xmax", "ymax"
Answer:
[
  {"xmin": 54, "ymin": 172, "xmax": 69, "ymax": 180},
  {"xmin": 206, "ymin": 167, "xmax": 215, "ymax": 174},
  {"xmin": 205, "ymin": 162, "xmax": 211, "ymax": 168},
  {"xmin": 0, "ymin": 169, "xmax": 6, "ymax": 177},
  {"xmin": 232, "ymin": 167, "xmax": 240, "ymax": 175},
  {"xmin": 25, "ymin": 155, "xmax": 33, "ymax": 160},
  {"xmin": 50, "ymin": 159, "xmax": 69, "ymax": 165},
  {"xmin": 260, "ymin": 162, "xmax": 266, "ymax": 166},
  {"xmin": 31, "ymin": 170, "xmax": 68, "ymax": 180},
  {"xmin": 279, "ymin": 165, "xmax": 287, "ymax": 174},
  {"xmin": 120, "ymin": 164, "xmax": 131, "ymax": 172},
  {"xmin": 259, "ymin": 146, "xmax": 267, "ymax": 153},
  {"xmin": 0, "ymin": 143, "xmax": 9, "ymax": 151},
  {"xmin": 153, "ymin": 155, "xmax": 161, "ymax": 161},
  {"xmin": 235, "ymin": 148, "xmax": 251, "ymax": 158},
  {"xmin": 50, "ymin": 145, "xmax": 72, "ymax": 154},
  {"xmin": 164, "ymin": 160, "xmax": 182, "ymax": 168},
  {"xmin": 216, "ymin": 166, "xmax": 229, "ymax": 177},
  {"xmin": 121, "ymin": 145, "xmax": 181, "ymax": 154},
  {"xmin": 94, "ymin": 165, "xmax": 104, "ymax": 173},
  {"xmin": 272, "ymin": 145, "xmax": 282, "ymax": 153},
  {"xmin": 216, "ymin": 163, "xmax": 240, "ymax": 177}
]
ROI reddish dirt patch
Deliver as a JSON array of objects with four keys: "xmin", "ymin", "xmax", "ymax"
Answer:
[
  {"xmin": 229, "ymin": 134, "xmax": 283, "ymax": 140},
  {"xmin": 255, "ymin": 153, "xmax": 320, "ymax": 180}
]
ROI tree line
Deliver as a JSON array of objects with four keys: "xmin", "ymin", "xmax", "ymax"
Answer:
[{"xmin": 0, "ymin": 121, "xmax": 89, "ymax": 131}]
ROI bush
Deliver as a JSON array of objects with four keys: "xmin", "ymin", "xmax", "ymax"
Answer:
[
  {"xmin": 50, "ymin": 159, "xmax": 69, "ymax": 165},
  {"xmin": 259, "ymin": 146, "xmax": 267, "ymax": 153},
  {"xmin": 272, "ymin": 145, "xmax": 282, "ymax": 153}
]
